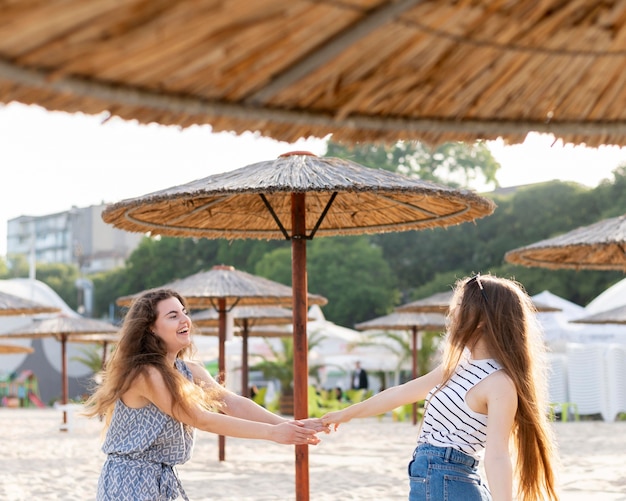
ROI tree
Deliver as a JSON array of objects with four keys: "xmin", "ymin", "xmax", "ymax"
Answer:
[
  {"xmin": 326, "ymin": 140, "xmax": 500, "ymax": 188},
  {"xmin": 254, "ymin": 236, "xmax": 399, "ymax": 326}
]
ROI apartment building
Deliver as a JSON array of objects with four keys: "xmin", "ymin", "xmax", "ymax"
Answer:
[{"xmin": 6, "ymin": 204, "xmax": 143, "ymax": 274}]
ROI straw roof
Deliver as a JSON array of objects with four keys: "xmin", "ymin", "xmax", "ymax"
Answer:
[
  {"xmin": 192, "ymin": 305, "xmax": 296, "ymax": 328},
  {"xmin": 570, "ymin": 304, "xmax": 626, "ymax": 325},
  {"xmin": 2, "ymin": 1, "xmax": 625, "ymax": 146},
  {"xmin": 355, "ymin": 311, "xmax": 446, "ymax": 332},
  {"xmin": 396, "ymin": 289, "xmax": 561, "ymax": 313},
  {"xmin": 0, "ymin": 291, "xmax": 60, "ymax": 316},
  {"xmin": 0, "ymin": 316, "xmax": 118, "ymax": 340},
  {"xmin": 116, "ymin": 265, "xmax": 328, "ymax": 309},
  {"xmin": 102, "ymin": 153, "xmax": 495, "ymax": 240},
  {"xmin": 505, "ymin": 215, "xmax": 626, "ymax": 271}
]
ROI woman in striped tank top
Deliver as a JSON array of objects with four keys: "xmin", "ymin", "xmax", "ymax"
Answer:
[{"xmin": 322, "ymin": 274, "xmax": 559, "ymax": 501}]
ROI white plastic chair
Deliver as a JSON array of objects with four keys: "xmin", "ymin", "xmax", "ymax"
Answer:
[
  {"xmin": 605, "ymin": 344, "xmax": 626, "ymax": 421},
  {"xmin": 566, "ymin": 343, "xmax": 608, "ymax": 420}
]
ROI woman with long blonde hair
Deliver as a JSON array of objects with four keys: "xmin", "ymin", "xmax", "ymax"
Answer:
[
  {"xmin": 322, "ymin": 274, "xmax": 559, "ymax": 501},
  {"xmin": 85, "ymin": 288, "xmax": 325, "ymax": 501}
]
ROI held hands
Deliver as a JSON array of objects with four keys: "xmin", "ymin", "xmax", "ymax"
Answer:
[
  {"xmin": 321, "ymin": 409, "xmax": 349, "ymax": 431},
  {"xmin": 294, "ymin": 417, "xmax": 331, "ymax": 434},
  {"xmin": 272, "ymin": 421, "xmax": 322, "ymax": 445}
]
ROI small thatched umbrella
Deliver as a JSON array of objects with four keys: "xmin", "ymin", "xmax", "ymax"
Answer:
[
  {"xmin": 396, "ymin": 289, "xmax": 561, "ymax": 314},
  {"xmin": 103, "ymin": 152, "xmax": 494, "ymax": 499},
  {"xmin": 0, "ymin": 315, "xmax": 118, "ymax": 428},
  {"xmin": 192, "ymin": 305, "xmax": 298, "ymax": 397},
  {"xmin": 570, "ymin": 304, "xmax": 626, "ymax": 325},
  {"xmin": 117, "ymin": 265, "xmax": 326, "ymax": 462},
  {"xmin": 0, "ymin": 291, "xmax": 60, "ymax": 316},
  {"xmin": 505, "ymin": 215, "xmax": 626, "ymax": 271},
  {"xmin": 355, "ymin": 311, "xmax": 446, "ymax": 425}
]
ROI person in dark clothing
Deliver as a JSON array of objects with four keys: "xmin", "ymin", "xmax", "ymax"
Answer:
[{"xmin": 351, "ymin": 361, "xmax": 368, "ymax": 390}]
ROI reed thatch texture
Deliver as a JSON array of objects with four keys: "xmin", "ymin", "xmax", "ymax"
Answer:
[
  {"xmin": 0, "ymin": 316, "xmax": 118, "ymax": 341},
  {"xmin": 395, "ymin": 291, "xmax": 454, "ymax": 313},
  {"xmin": 505, "ymin": 215, "xmax": 626, "ymax": 271},
  {"xmin": 115, "ymin": 266, "xmax": 327, "ymax": 309},
  {"xmin": 355, "ymin": 311, "xmax": 446, "ymax": 331},
  {"xmin": 192, "ymin": 306, "xmax": 296, "ymax": 328},
  {"xmin": 570, "ymin": 304, "xmax": 626, "ymax": 325},
  {"xmin": 102, "ymin": 153, "xmax": 495, "ymax": 239},
  {"xmin": 2, "ymin": 1, "xmax": 626, "ymax": 146},
  {"xmin": 395, "ymin": 289, "xmax": 560, "ymax": 312},
  {"xmin": 0, "ymin": 291, "xmax": 61, "ymax": 316}
]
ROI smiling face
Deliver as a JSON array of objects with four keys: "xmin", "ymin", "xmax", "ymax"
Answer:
[{"xmin": 152, "ymin": 296, "xmax": 192, "ymax": 355}]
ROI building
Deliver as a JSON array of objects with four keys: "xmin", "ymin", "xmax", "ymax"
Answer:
[{"xmin": 6, "ymin": 204, "xmax": 143, "ymax": 274}]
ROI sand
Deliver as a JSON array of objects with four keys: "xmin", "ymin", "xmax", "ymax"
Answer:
[{"xmin": 0, "ymin": 408, "xmax": 625, "ymax": 500}]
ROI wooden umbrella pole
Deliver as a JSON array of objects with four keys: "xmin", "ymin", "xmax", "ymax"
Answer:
[
  {"xmin": 61, "ymin": 333, "xmax": 68, "ymax": 428},
  {"xmin": 411, "ymin": 327, "xmax": 419, "ymax": 426},
  {"xmin": 291, "ymin": 192, "xmax": 310, "ymax": 501},
  {"xmin": 241, "ymin": 319, "xmax": 249, "ymax": 398},
  {"xmin": 218, "ymin": 297, "xmax": 227, "ymax": 462}
]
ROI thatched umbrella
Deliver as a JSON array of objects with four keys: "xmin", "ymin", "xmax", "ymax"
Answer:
[
  {"xmin": 117, "ymin": 265, "xmax": 326, "ymax": 462},
  {"xmin": 102, "ymin": 151, "xmax": 494, "ymax": 498},
  {"xmin": 1, "ymin": 2, "xmax": 626, "ymax": 147},
  {"xmin": 0, "ymin": 291, "xmax": 60, "ymax": 316},
  {"xmin": 0, "ymin": 315, "xmax": 117, "ymax": 427},
  {"xmin": 505, "ymin": 215, "xmax": 626, "ymax": 271},
  {"xmin": 0, "ymin": 343, "xmax": 34, "ymax": 355},
  {"xmin": 192, "ymin": 305, "xmax": 298, "ymax": 397},
  {"xmin": 396, "ymin": 289, "xmax": 561, "ymax": 314},
  {"xmin": 355, "ymin": 311, "xmax": 446, "ymax": 425},
  {"xmin": 570, "ymin": 304, "xmax": 626, "ymax": 325}
]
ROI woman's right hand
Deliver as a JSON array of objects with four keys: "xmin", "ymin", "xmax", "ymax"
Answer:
[
  {"xmin": 271, "ymin": 421, "xmax": 321, "ymax": 445},
  {"xmin": 321, "ymin": 409, "xmax": 349, "ymax": 431}
]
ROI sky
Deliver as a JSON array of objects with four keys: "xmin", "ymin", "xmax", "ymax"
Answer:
[{"xmin": 3, "ymin": 101, "xmax": 626, "ymax": 258}]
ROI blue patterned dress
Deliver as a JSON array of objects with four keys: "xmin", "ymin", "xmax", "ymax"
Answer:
[{"xmin": 97, "ymin": 359, "xmax": 196, "ymax": 501}]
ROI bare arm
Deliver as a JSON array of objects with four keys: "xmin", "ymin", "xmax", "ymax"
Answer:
[
  {"xmin": 483, "ymin": 371, "xmax": 517, "ymax": 501},
  {"xmin": 187, "ymin": 361, "xmax": 328, "ymax": 433},
  {"xmin": 135, "ymin": 366, "xmax": 320, "ymax": 445},
  {"xmin": 322, "ymin": 365, "xmax": 443, "ymax": 428}
]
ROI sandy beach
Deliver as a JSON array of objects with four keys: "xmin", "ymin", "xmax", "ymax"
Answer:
[{"xmin": 0, "ymin": 408, "xmax": 625, "ymax": 501}]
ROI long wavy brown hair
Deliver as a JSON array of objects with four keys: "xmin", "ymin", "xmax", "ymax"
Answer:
[
  {"xmin": 441, "ymin": 274, "xmax": 559, "ymax": 501},
  {"xmin": 83, "ymin": 288, "xmax": 223, "ymax": 428}
]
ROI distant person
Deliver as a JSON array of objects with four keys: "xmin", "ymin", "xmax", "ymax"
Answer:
[
  {"xmin": 351, "ymin": 361, "xmax": 369, "ymax": 390},
  {"xmin": 334, "ymin": 386, "xmax": 344, "ymax": 402},
  {"xmin": 84, "ymin": 288, "xmax": 327, "ymax": 501},
  {"xmin": 323, "ymin": 275, "xmax": 559, "ymax": 501}
]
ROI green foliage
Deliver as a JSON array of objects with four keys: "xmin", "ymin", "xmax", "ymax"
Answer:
[
  {"xmin": 70, "ymin": 345, "xmax": 104, "ymax": 373},
  {"xmin": 254, "ymin": 236, "xmax": 399, "ymax": 327},
  {"xmin": 326, "ymin": 140, "xmax": 500, "ymax": 188},
  {"xmin": 252, "ymin": 332, "xmax": 326, "ymax": 396}
]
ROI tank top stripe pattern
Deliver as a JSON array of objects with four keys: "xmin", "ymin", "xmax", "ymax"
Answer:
[{"xmin": 418, "ymin": 359, "xmax": 501, "ymax": 458}]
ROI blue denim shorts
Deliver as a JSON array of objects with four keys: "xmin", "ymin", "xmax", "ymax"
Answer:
[{"xmin": 407, "ymin": 443, "xmax": 491, "ymax": 501}]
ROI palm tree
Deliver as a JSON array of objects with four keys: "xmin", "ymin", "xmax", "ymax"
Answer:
[{"xmin": 253, "ymin": 331, "xmax": 326, "ymax": 415}]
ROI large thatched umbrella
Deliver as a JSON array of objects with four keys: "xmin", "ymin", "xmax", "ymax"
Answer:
[
  {"xmin": 192, "ymin": 305, "xmax": 299, "ymax": 397},
  {"xmin": 117, "ymin": 265, "xmax": 326, "ymax": 462},
  {"xmin": 0, "ymin": 291, "xmax": 60, "ymax": 316},
  {"xmin": 0, "ymin": 2, "xmax": 625, "ymax": 148},
  {"xmin": 355, "ymin": 311, "xmax": 446, "ymax": 425},
  {"xmin": 102, "ymin": 151, "xmax": 494, "ymax": 499},
  {"xmin": 505, "ymin": 215, "xmax": 626, "ymax": 271},
  {"xmin": 0, "ymin": 315, "xmax": 118, "ymax": 427}
]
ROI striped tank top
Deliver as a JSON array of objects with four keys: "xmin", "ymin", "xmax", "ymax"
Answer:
[{"xmin": 417, "ymin": 358, "xmax": 502, "ymax": 459}]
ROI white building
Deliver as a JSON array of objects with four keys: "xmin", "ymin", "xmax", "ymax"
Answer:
[{"xmin": 6, "ymin": 204, "xmax": 143, "ymax": 274}]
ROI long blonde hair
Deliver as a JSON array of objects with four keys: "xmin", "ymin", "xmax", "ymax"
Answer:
[
  {"xmin": 83, "ymin": 288, "xmax": 222, "ymax": 427},
  {"xmin": 442, "ymin": 274, "xmax": 559, "ymax": 501}
]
